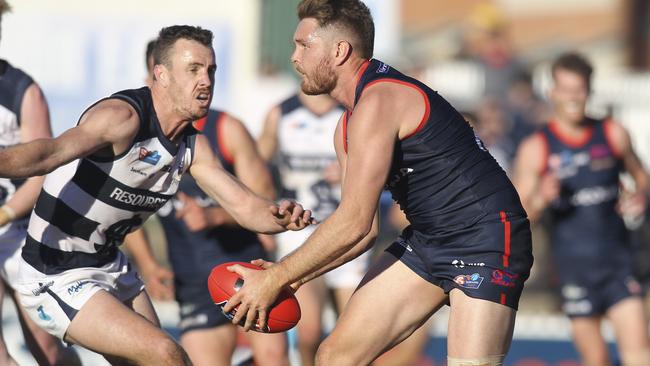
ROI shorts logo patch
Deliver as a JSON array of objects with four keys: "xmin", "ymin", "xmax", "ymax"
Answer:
[
  {"xmin": 491, "ymin": 270, "xmax": 519, "ymax": 288},
  {"xmin": 32, "ymin": 281, "xmax": 54, "ymax": 296},
  {"xmin": 37, "ymin": 305, "xmax": 51, "ymax": 321},
  {"xmin": 66, "ymin": 280, "xmax": 89, "ymax": 296},
  {"xmin": 453, "ymin": 273, "xmax": 484, "ymax": 289}
]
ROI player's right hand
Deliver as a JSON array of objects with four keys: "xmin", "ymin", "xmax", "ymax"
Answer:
[{"xmin": 141, "ymin": 264, "xmax": 175, "ymax": 301}]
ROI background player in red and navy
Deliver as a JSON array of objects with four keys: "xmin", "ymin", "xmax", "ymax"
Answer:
[
  {"xmin": 513, "ymin": 52, "xmax": 650, "ymax": 366},
  {"xmin": 0, "ymin": 1, "xmax": 80, "ymax": 365},
  {"xmin": 224, "ymin": 1, "xmax": 534, "ymax": 365},
  {"xmin": 126, "ymin": 41, "xmax": 289, "ymax": 366}
]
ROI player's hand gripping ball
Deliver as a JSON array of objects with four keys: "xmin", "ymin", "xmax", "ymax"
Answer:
[{"xmin": 208, "ymin": 261, "xmax": 301, "ymax": 333}]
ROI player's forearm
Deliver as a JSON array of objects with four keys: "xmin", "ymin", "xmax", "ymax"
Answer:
[
  {"xmin": 0, "ymin": 139, "xmax": 59, "ymax": 178},
  {"xmin": 3, "ymin": 176, "xmax": 44, "ymax": 218},
  {"xmin": 521, "ymin": 195, "xmax": 547, "ymax": 223},
  {"xmin": 271, "ymin": 209, "xmax": 372, "ymax": 286}
]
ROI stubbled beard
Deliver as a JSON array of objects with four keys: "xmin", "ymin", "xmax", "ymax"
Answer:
[{"xmin": 301, "ymin": 57, "xmax": 336, "ymax": 95}]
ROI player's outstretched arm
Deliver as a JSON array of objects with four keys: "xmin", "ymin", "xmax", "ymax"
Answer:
[
  {"xmin": 0, "ymin": 83, "xmax": 52, "ymax": 226},
  {"xmin": 223, "ymin": 83, "xmax": 403, "ymax": 331},
  {"xmin": 190, "ymin": 134, "xmax": 313, "ymax": 234},
  {"xmin": 0, "ymin": 99, "xmax": 139, "ymax": 179}
]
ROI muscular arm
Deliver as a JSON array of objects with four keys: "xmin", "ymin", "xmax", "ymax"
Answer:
[
  {"xmin": 511, "ymin": 133, "xmax": 558, "ymax": 222},
  {"xmin": 0, "ymin": 98, "xmax": 140, "ymax": 179},
  {"xmin": 190, "ymin": 134, "xmax": 309, "ymax": 234},
  {"xmin": 256, "ymin": 106, "xmax": 280, "ymax": 162},
  {"xmin": 608, "ymin": 121, "xmax": 648, "ymax": 193},
  {"xmin": 1, "ymin": 83, "xmax": 52, "ymax": 224}
]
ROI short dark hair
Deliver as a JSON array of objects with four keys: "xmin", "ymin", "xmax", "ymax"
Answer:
[
  {"xmin": 552, "ymin": 52, "xmax": 594, "ymax": 90},
  {"xmin": 145, "ymin": 39, "xmax": 156, "ymax": 71},
  {"xmin": 152, "ymin": 25, "xmax": 213, "ymax": 68},
  {"xmin": 298, "ymin": 0, "xmax": 374, "ymax": 59}
]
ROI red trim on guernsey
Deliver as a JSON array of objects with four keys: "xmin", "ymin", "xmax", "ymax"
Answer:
[
  {"xmin": 538, "ymin": 131, "xmax": 550, "ymax": 175},
  {"xmin": 500, "ymin": 211, "xmax": 511, "ymax": 268},
  {"xmin": 548, "ymin": 120, "xmax": 593, "ymax": 148},
  {"xmin": 355, "ymin": 60, "xmax": 371, "ymax": 87},
  {"xmin": 194, "ymin": 117, "xmax": 207, "ymax": 132},
  {"xmin": 603, "ymin": 119, "xmax": 623, "ymax": 158},
  {"xmin": 342, "ymin": 111, "xmax": 350, "ymax": 153},
  {"xmin": 500, "ymin": 293, "xmax": 507, "ymax": 305},
  {"xmin": 362, "ymin": 79, "xmax": 431, "ymax": 140},
  {"xmin": 216, "ymin": 113, "xmax": 234, "ymax": 165}
]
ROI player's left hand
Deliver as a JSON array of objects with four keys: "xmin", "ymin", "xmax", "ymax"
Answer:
[
  {"xmin": 617, "ymin": 190, "xmax": 647, "ymax": 222},
  {"xmin": 223, "ymin": 263, "xmax": 283, "ymax": 332},
  {"xmin": 250, "ymin": 259, "xmax": 303, "ymax": 291},
  {"xmin": 270, "ymin": 200, "xmax": 316, "ymax": 231}
]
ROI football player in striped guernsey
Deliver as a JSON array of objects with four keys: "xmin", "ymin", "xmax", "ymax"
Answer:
[{"xmin": 0, "ymin": 25, "xmax": 313, "ymax": 365}]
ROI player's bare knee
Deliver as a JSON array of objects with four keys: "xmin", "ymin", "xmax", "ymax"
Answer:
[
  {"xmin": 447, "ymin": 354, "xmax": 505, "ymax": 366},
  {"xmin": 149, "ymin": 337, "xmax": 189, "ymax": 366},
  {"xmin": 253, "ymin": 346, "xmax": 289, "ymax": 366}
]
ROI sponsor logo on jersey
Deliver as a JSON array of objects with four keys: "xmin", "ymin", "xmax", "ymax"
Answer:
[
  {"xmin": 138, "ymin": 147, "xmax": 161, "ymax": 165},
  {"xmin": 376, "ymin": 62, "xmax": 390, "ymax": 74},
  {"xmin": 387, "ymin": 167, "xmax": 414, "ymax": 188},
  {"xmin": 491, "ymin": 269, "xmax": 519, "ymax": 288},
  {"xmin": 109, "ymin": 187, "xmax": 168, "ymax": 210},
  {"xmin": 453, "ymin": 273, "xmax": 484, "ymax": 289}
]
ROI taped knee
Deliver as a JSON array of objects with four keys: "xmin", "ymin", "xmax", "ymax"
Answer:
[
  {"xmin": 620, "ymin": 348, "xmax": 650, "ymax": 366},
  {"xmin": 447, "ymin": 354, "xmax": 505, "ymax": 366}
]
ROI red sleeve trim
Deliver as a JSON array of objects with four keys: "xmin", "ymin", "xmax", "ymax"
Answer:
[
  {"xmin": 194, "ymin": 116, "xmax": 207, "ymax": 131},
  {"xmin": 342, "ymin": 111, "xmax": 350, "ymax": 153},
  {"xmin": 603, "ymin": 119, "xmax": 623, "ymax": 158},
  {"xmin": 360, "ymin": 78, "xmax": 431, "ymax": 141},
  {"xmin": 216, "ymin": 113, "xmax": 234, "ymax": 165}
]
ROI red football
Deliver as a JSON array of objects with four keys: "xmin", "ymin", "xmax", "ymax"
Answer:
[{"xmin": 208, "ymin": 261, "xmax": 301, "ymax": 333}]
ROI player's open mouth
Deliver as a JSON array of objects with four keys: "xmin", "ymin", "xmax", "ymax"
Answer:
[{"xmin": 196, "ymin": 93, "xmax": 210, "ymax": 106}]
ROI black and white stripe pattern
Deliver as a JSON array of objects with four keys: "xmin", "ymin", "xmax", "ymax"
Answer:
[{"xmin": 24, "ymin": 87, "xmax": 197, "ymax": 275}]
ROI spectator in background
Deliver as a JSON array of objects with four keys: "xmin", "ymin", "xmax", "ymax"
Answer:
[
  {"xmin": 461, "ymin": 3, "xmax": 525, "ymax": 101},
  {"xmin": 513, "ymin": 52, "xmax": 650, "ymax": 366},
  {"xmin": 506, "ymin": 71, "xmax": 550, "ymax": 148},
  {"xmin": 473, "ymin": 97, "xmax": 517, "ymax": 173}
]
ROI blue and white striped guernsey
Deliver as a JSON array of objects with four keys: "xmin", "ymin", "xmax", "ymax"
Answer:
[{"xmin": 22, "ymin": 87, "xmax": 198, "ymax": 275}]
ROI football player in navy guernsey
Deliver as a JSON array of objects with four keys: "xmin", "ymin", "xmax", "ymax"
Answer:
[
  {"xmin": 513, "ymin": 53, "xmax": 650, "ymax": 366},
  {"xmin": 224, "ymin": 1, "xmax": 533, "ymax": 365},
  {"xmin": 0, "ymin": 25, "xmax": 313, "ymax": 365}
]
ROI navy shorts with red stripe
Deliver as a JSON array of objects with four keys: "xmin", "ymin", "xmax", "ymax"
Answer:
[{"xmin": 386, "ymin": 211, "xmax": 533, "ymax": 310}]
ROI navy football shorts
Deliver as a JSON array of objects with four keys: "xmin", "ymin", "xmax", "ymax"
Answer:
[{"xmin": 386, "ymin": 211, "xmax": 533, "ymax": 310}]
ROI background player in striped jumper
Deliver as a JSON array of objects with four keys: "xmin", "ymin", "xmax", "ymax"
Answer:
[
  {"xmin": 0, "ymin": 1, "xmax": 80, "ymax": 365},
  {"xmin": 124, "ymin": 39, "xmax": 290, "ymax": 366},
  {"xmin": 257, "ymin": 90, "xmax": 369, "ymax": 366},
  {"xmin": 513, "ymin": 52, "xmax": 650, "ymax": 366},
  {"xmin": 0, "ymin": 25, "xmax": 313, "ymax": 365},
  {"xmin": 224, "ymin": 1, "xmax": 534, "ymax": 365}
]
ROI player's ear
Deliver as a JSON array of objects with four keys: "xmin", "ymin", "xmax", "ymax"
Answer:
[
  {"xmin": 333, "ymin": 40, "xmax": 352, "ymax": 66},
  {"xmin": 154, "ymin": 64, "xmax": 170, "ymax": 87}
]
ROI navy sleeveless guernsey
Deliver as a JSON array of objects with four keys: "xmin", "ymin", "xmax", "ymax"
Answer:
[
  {"xmin": 541, "ymin": 118, "xmax": 630, "ymax": 271},
  {"xmin": 349, "ymin": 59, "xmax": 533, "ymax": 309}
]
